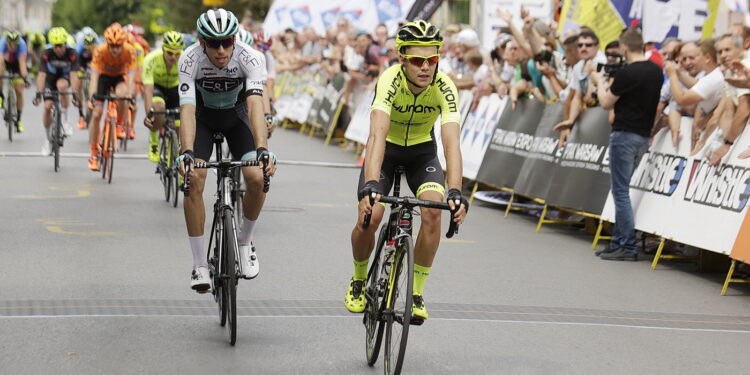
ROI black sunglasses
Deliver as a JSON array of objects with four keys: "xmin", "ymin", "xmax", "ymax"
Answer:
[
  {"xmin": 578, "ymin": 43, "xmax": 595, "ymax": 48},
  {"xmin": 205, "ymin": 38, "xmax": 235, "ymax": 49}
]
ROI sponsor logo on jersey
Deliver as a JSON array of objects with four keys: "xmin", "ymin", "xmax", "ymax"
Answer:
[
  {"xmin": 392, "ymin": 103, "xmax": 437, "ymax": 114},
  {"xmin": 435, "ymin": 77, "xmax": 457, "ymax": 112},
  {"xmin": 180, "ymin": 83, "xmax": 190, "ymax": 92},
  {"xmin": 197, "ymin": 77, "xmax": 242, "ymax": 92}
]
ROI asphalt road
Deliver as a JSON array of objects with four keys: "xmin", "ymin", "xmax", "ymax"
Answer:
[{"xmin": 1, "ymin": 88, "xmax": 749, "ymax": 374}]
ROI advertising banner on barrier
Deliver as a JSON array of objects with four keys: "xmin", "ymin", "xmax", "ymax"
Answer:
[
  {"xmin": 265, "ymin": 0, "xmax": 415, "ymax": 35},
  {"xmin": 513, "ymin": 102, "xmax": 564, "ymax": 200},
  {"xmin": 344, "ymin": 90, "xmax": 375, "ymax": 145},
  {"xmin": 461, "ymin": 94, "xmax": 506, "ymax": 180},
  {"xmin": 475, "ymin": 99, "xmax": 545, "ymax": 189},
  {"xmin": 602, "ymin": 117, "xmax": 750, "ymax": 255},
  {"xmin": 544, "ymin": 107, "xmax": 611, "ymax": 214}
]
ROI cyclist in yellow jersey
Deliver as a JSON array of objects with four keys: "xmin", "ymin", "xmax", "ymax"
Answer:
[
  {"xmin": 143, "ymin": 31, "xmax": 184, "ymax": 162},
  {"xmin": 345, "ymin": 21, "xmax": 468, "ymax": 320},
  {"xmin": 126, "ymin": 32, "xmax": 145, "ymax": 140}
]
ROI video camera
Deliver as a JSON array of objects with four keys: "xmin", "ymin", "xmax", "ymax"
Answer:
[{"xmin": 597, "ymin": 52, "xmax": 627, "ymax": 78}]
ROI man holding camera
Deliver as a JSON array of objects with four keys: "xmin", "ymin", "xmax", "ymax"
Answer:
[{"xmin": 590, "ymin": 28, "xmax": 663, "ymax": 261}]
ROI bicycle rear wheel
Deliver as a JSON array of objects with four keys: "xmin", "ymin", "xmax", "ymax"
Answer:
[
  {"xmin": 365, "ymin": 226, "xmax": 388, "ymax": 366},
  {"xmin": 222, "ymin": 210, "xmax": 239, "ymax": 345},
  {"xmin": 169, "ymin": 131, "xmax": 180, "ymax": 207},
  {"xmin": 383, "ymin": 236, "xmax": 414, "ymax": 375}
]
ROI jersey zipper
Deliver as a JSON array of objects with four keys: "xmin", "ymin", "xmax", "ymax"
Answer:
[{"xmin": 403, "ymin": 90, "xmax": 421, "ymax": 147}]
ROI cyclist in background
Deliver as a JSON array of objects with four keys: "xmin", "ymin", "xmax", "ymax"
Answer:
[
  {"xmin": 239, "ymin": 28, "xmax": 277, "ymax": 135},
  {"xmin": 26, "ymin": 30, "xmax": 46, "ymax": 78},
  {"xmin": 86, "ymin": 23, "xmax": 137, "ymax": 171},
  {"xmin": 143, "ymin": 31, "xmax": 184, "ymax": 162},
  {"xmin": 33, "ymin": 27, "xmax": 81, "ymax": 154},
  {"xmin": 75, "ymin": 31, "xmax": 99, "ymax": 129},
  {"xmin": 125, "ymin": 31, "xmax": 145, "ymax": 140},
  {"xmin": 0, "ymin": 30, "xmax": 31, "ymax": 133},
  {"xmin": 344, "ymin": 21, "xmax": 468, "ymax": 321},
  {"xmin": 176, "ymin": 9, "xmax": 275, "ymax": 291}
]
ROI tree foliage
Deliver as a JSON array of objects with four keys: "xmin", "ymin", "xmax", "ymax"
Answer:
[{"xmin": 52, "ymin": 0, "xmax": 272, "ymax": 38}]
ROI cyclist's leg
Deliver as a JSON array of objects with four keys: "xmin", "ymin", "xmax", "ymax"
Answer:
[
  {"xmin": 184, "ymin": 122, "xmax": 213, "ymax": 290},
  {"xmin": 88, "ymin": 76, "xmax": 117, "ymax": 169},
  {"xmin": 56, "ymin": 76, "xmax": 72, "ymax": 132},
  {"xmin": 405, "ymin": 146, "xmax": 447, "ymax": 319},
  {"xmin": 12, "ymin": 74, "xmax": 25, "ymax": 130},
  {"xmin": 148, "ymin": 86, "xmax": 168, "ymax": 162},
  {"xmin": 114, "ymin": 80, "xmax": 128, "ymax": 138}
]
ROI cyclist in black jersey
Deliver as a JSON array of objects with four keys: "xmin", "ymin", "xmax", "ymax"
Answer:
[
  {"xmin": 32, "ymin": 27, "xmax": 81, "ymax": 154},
  {"xmin": 344, "ymin": 21, "xmax": 469, "ymax": 320}
]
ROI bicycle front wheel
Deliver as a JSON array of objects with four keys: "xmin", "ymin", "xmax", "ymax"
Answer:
[
  {"xmin": 53, "ymin": 106, "xmax": 61, "ymax": 172},
  {"xmin": 383, "ymin": 236, "xmax": 414, "ymax": 375},
  {"xmin": 158, "ymin": 135, "xmax": 170, "ymax": 202},
  {"xmin": 365, "ymin": 225, "xmax": 388, "ymax": 366},
  {"xmin": 222, "ymin": 210, "xmax": 239, "ymax": 345},
  {"xmin": 7, "ymin": 89, "xmax": 16, "ymax": 142}
]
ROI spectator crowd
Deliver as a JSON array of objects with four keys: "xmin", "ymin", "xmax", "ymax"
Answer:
[{"xmin": 244, "ymin": 7, "xmax": 750, "ymax": 162}]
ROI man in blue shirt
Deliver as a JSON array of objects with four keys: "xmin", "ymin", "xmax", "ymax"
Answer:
[{"xmin": 1, "ymin": 30, "xmax": 31, "ymax": 132}]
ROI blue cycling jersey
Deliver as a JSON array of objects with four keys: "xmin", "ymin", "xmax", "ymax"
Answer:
[{"xmin": 0, "ymin": 37, "xmax": 28, "ymax": 63}]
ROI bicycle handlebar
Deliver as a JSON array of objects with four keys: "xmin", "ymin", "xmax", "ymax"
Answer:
[
  {"xmin": 92, "ymin": 95, "xmax": 134, "ymax": 103},
  {"xmin": 148, "ymin": 108, "xmax": 180, "ymax": 117},
  {"xmin": 184, "ymin": 159, "xmax": 270, "ymax": 197},
  {"xmin": 363, "ymin": 195, "xmax": 460, "ymax": 238}
]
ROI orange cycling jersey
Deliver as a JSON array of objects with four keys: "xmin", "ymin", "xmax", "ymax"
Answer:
[{"xmin": 91, "ymin": 43, "xmax": 137, "ymax": 77}]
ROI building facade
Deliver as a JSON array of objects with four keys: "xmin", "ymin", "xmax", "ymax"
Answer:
[{"xmin": 1, "ymin": 0, "xmax": 53, "ymax": 32}]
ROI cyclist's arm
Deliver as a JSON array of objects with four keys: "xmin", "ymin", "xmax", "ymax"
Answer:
[
  {"xmin": 35, "ymin": 51, "xmax": 47, "ymax": 93},
  {"xmin": 241, "ymin": 46, "xmax": 269, "ymax": 149},
  {"xmin": 364, "ymin": 109, "xmax": 390, "ymax": 182},
  {"xmin": 88, "ymin": 70, "xmax": 99, "ymax": 99},
  {"xmin": 141, "ymin": 57, "xmax": 154, "ymax": 113},
  {"xmin": 125, "ymin": 71, "xmax": 136, "ymax": 98},
  {"xmin": 18, "ymin": 54, "xmax": 29, "ymax": 78},
  {"xmin": 179, "ymin": 103, "xmax": 196, "ymax": 153},
  {"xmin": 143, "ymin": 84, "xmax": 154, "ymax": 114},
  {"xmin": 69, "ymin": 49, "xmax": 81, "ymax": 96},
  {"xmin": 441, "ymin": 121, "xmax": 463, "ymax": 190},
  {"xmin": 246, "ymin": 94, "xmax": 268, "ymax": 149}
]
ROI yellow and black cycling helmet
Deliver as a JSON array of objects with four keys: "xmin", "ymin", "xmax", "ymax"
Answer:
[{"xmin": 395, "ymin": 20, "xmax": 443, "ymax": 54}]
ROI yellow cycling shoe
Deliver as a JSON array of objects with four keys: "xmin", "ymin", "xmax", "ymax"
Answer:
[
  {"xmin": 148, "ymin": 144, "xmax": 160, "ymax": 163},
  {"xmin": 411, "ymin": 294, "xmax": 429, "ymax": 320},
  {"xmin": 344, "ymin": 278, "xmax": 366, "ymax": 313},
  {"xmin": 16, "ymin": 121, "xmax": 23, "ymax": 133}
]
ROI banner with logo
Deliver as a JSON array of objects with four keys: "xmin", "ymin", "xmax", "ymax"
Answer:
[
  {"xmin": 601, "ymin": 117, "xmax": 750, "ymax": 256},
  {"xmin": 265, "ymin": 0, "xmax": 415, "ymax": 35},
  {"xmin": 476, "ymin": 99, "xmax": 546, "ymax": 189},
  {"xmin": 544, "ymin": 106, "xmax": 612, "ymax": 214},
  {"xmin": 513, "ymin": 102, "xmax": 564, "ymax": 200}
]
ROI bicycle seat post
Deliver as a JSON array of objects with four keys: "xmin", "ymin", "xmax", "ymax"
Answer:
[
  {"xmin": 212, "ymin": 132, "xmax": 225, "ymax": 161},
  {"xmin": 393, "ymin": 166, "xmax": 405, "ymax": 198}
]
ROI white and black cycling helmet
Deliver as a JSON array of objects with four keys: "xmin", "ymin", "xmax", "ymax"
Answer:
[
  {"xmin": 196, "ymin": 8, "xmax": 240, "ymax": 39},
  {"xmin": 237, "ymin": 28, "xmax": 254, "ymax": 46}
]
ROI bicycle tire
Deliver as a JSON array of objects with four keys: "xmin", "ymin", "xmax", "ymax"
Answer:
[
  {"xmin": 231, "ymin": 169, "xmax": 244, "ymax": 228},
  {"xmin": 213, "ymin": 214, "xmax": 227, "ymax": 327},
  {"xmin": 7, "ymin": 88, "xmax": 16, "ymax": 142},
  {"xmin": 223, "ymin": 210, "xmax": 239, "ymax": 345},
  {"xmin": 169, "ymin": 131, "xmax": 180, "ymax": 207},
  {"xmin": 100, "ymin": 120, "xmax": 109, "ymax": 180},
  {"xmin": 159, "ymin": 135, "xmax": 170, "ymax": 202},
  {"xmin": 53, "ymin": 103, "xmax": 61, "ymax": 172},
  {"xmin": 383, "ymin": 236, "xmax": 414, "ymax": 375},
  {"xmin": 107, "ymin": 124, "xmax": 115, "ymax": 184},
  {"xmin": 365, "ymin": 225, "xmax": 388, "ymax": 366}
]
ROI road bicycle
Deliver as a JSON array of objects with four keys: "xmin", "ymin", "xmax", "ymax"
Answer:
[
  {"xmin": 93, "ymin": 95, "xmax": 132, "ymax": 184},
  {"xmin": 149, "ymin": 108, "xmax": 180, "ymax": 207},
  {"xmin": 186, "ymin": 132, "xmax": 270, "ymax": 345},
  {"xmin": 362, "ymin": 166, "xmax": 459, "ymax": 375},
  {"xmin": 78, "ymin": 71, "xmax": 92, "ymax": 129},
  {"xmin": 40, "ymin": 90, "xmax": 76, "ymax": 172},
  {"xmin": 1, "ymin": 75, "xmax": 20, "ymax": 142}
]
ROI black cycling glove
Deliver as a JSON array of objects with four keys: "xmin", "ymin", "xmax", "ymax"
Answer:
[
  {"xmin": 446, "ymin": 188, "xmax": 469, "ymax": 212},
  {"xmin": 359, "ymin": 180, "xmax": 381, "ymax": 201}
]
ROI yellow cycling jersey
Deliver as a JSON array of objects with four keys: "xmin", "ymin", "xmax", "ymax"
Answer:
[
  {"xmin": 142, "ymin": 49, "xmax": 179, "ymax": 88},
  {"xmin": 371, "ymin": 64, "xmax": 460, "ymax": 146}
]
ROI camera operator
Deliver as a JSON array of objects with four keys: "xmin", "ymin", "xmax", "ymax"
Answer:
[{"xmin": 589, "ymin": 27, "xmax": 663, "ymax": 261}]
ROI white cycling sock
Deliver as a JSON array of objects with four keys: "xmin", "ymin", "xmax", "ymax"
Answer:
[
  {"xmin": 61, "ymin": 107, "xmax": 68, "ymax": 123},
  {"xmin": 239, "ymin": 217, "xmax": 256, "ymax": 246},
  {"xmin": 189, "ymin": 236, "xmax": 207, "ymax": 268}
]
